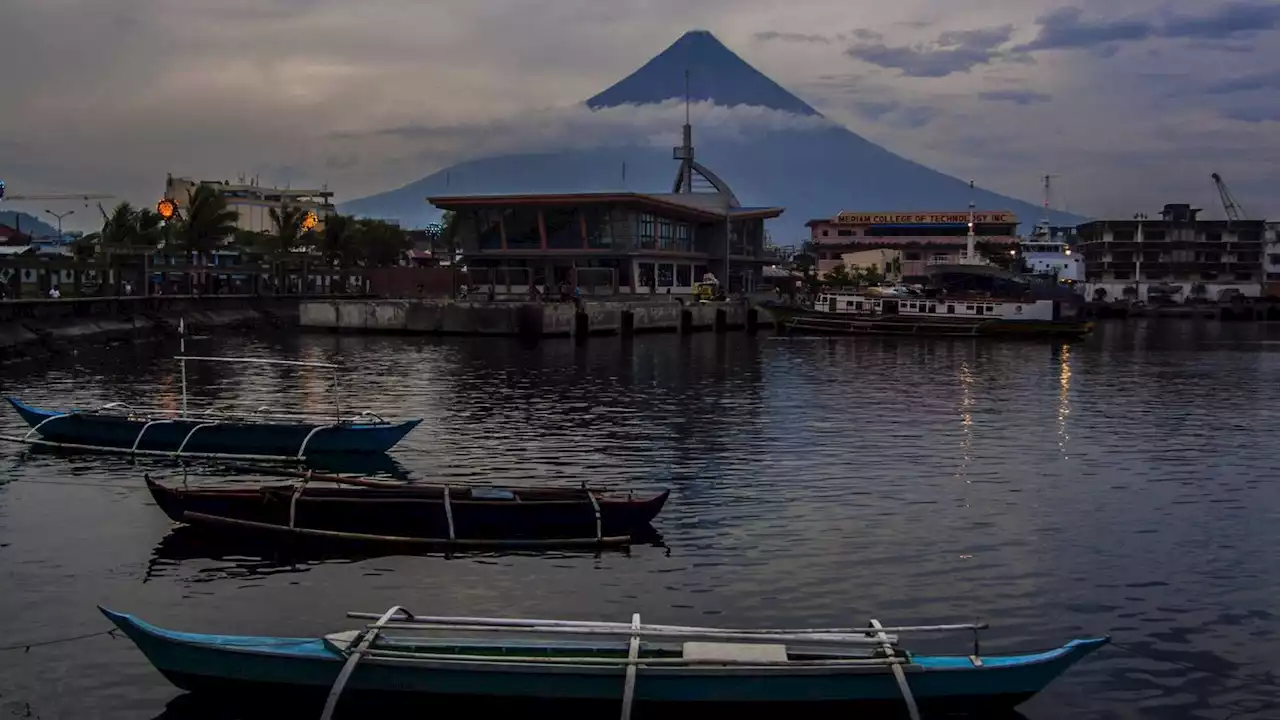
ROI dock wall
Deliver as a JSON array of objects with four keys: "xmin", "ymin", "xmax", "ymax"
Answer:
[
  {"xmin": 299, "ymin": 299, "xmax": 772, "ymax": 338},
  {"xmin": 0, "ymin": 295, "xmax": 305, "ymax": 363}
]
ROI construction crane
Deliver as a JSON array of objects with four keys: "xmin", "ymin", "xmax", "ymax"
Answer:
[
  {"xmin": 1211, "ymin": 172, "xmax": 1247, "ymax": 222},
  {"xmin": 0, "ymin": 180, "xmax": 113, "ymax": 205}
]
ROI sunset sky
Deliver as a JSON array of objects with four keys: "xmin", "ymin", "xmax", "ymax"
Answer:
[{"xmin": 3, "ymin": 0, "xmax": 1277, "ymax": 228}]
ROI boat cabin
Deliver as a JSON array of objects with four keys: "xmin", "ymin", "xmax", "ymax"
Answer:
[{"xmin": 813, "ymin": 291, "xmax": 1059, "ymax": 321}]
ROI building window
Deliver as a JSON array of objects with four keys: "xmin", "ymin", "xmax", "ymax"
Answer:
[
  {"xmin": 822, "ymin": 229, "xmax": 829, "ymax": 237},
  {"xmin": 1144, "ymin": 230, "xmax": 1166, "ymax": 241},
  {"xmin": 675, "ymin": 223, "xmax": 690, "ymax": 252},
  {"xmin": 1235, "ymin": 272, "xmax": 1254, "ymax": 281},
  {"xmin": 837, "ymin": 229, "xmax": 853, "ymax": 237},
  {"xmin": 1206, "ymin": 232, "xmax": 1223, "ymax": 243},
  {"xmin": 1238, "ymin": 231, "xmax": 1261, "ymax": 243},
  {"xmin": 946, "ymin": 305, "xmax": 955, "ymax": 314},
  {"xmin": 657, "ymin": 263, "xmax": 674, "ymax": 287},
  {"xmin": 638, "ymin": 213, "xmax": 656, "ymax": 249},
  {"xmin": 639, "ymin": 262, "xmax": 656, "ymax": 290},
  {"xmin": 657, "ymin": 217, "xmax": 674, "ymax": 250},
  {"xmin": 676, "ymin": 264, "xmax": 692, "ymax": 287},
  {"xmin": 1113, "ymin": 271, "xmax": 1132, "ymax": 280},
  {"xmin": 904, "ymin": 252, "xmax": 921, "ymax": 261},
  {"xmin": 1269, "ymin": 254, "xmax": 1280, "ymax": 265}
]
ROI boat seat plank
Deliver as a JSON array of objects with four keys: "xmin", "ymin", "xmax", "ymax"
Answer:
[{"xmin": 682, "ymin": 641, "xmax": 788, "ymax": 662}]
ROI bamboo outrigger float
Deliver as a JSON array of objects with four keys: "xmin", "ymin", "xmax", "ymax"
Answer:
[
  {"xmin": 3, "ymin": 321, "xmax": 421, "ymax": 461},
  {"xmin": 102, "ymin": 605, "xmax": 1108, "ymax": 719}
]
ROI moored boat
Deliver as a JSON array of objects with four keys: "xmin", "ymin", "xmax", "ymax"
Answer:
[
  {"xmin": 101, "ymin": 605, "xmax": 1108, "ymax": 719},
  {"xmin": 3, "ymin": 353, "xmax": 421, "ymax": 460},
  {"xmin": 145, "ymin": 469, "xmax": 668, "ymax": 548},
  {"xmin": 767, "ymin": 264, "xmax": 1093, "ymax": 340}
]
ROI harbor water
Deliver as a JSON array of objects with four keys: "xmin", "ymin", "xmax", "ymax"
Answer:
[{"xmin": 1, "ymin": 323, "xmax": 1279, "ymax": 719}]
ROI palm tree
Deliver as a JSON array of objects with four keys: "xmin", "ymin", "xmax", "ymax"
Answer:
[
  {"xmin": 174, "ymin": 185, "xmax": 239, "ymax": 262},
  {"xmin": 268, "ymin": 205, "xmax": 309, "ymax": 258},
  {"xmin": 318, "ymin": 214, "xmax": 358, "ymax": 267}
]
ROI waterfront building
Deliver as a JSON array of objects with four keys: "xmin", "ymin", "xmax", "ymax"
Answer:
[
  {"xmin": 1265, "ymin": 223, "xmax": 1280, "ymax": 297},
  {"xmin": 163, "ymin": 176, "xmax": 336, "ymax": 234},
  {"xmin": 807, "ymin": 211, "xmax": 1021, "ymax": 280},
  {"xmin": 427, "ymin": 121, "xmax": 784, "ymax": 294},
  {"xmin": 1077, "ymin": 203, "xmax": 1267, "ymax": 302}
]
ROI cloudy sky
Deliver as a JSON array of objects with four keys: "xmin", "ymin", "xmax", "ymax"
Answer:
[{"xmin": 3, "ymin": 0, "xmax": 1277, "ymax": 229}]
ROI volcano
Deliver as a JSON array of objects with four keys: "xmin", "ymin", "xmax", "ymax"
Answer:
[{"xmin": 341, "ymin": 30, "xmax": 1083, "ymax": 235}]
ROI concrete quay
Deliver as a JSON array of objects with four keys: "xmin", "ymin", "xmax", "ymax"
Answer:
[
  {"xmin": 298, "ymin": 299, "xmax": 773, "ymax": 338},
  {"xmin": 0, "ymin": 295, "xmax": 307, "ymax": 363}
]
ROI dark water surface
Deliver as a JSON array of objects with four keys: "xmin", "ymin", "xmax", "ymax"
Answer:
[{"xmin": 2, "ymin": 323, "xmax": 1279, "ymax": 719}]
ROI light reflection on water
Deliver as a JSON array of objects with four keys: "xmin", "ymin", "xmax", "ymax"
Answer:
[{"xmin": 0, "ymin": 321, "xmax": 1279, "ymax": 718}]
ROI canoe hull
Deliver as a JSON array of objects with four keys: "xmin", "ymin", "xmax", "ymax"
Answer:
[
  {"xmin": 146, "ymin": 478, "xmax": 668, "ymax": 542},
  {"xmin": 7, "ymin": 398, "xmax": 420, "ymax": 456},
  {"xmin": 102, "ymin": 608, "xmax": 1107, "ymax": 715}
]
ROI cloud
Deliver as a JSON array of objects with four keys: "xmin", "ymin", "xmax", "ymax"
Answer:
[
  {"xmin": 754, "ymin": 31, "xmax": 831, "ymax": 44},
  {"xmin": 979, "ymin": 90, "xmax": 1052, "ymax": 105},
  {"xmin": 1221, "ymin": 106, "xmax": 1280, "ymax": 124},
  {"xmin": 1162, "ymin": 2, "xmax": 1280, "ymax": 40},
  {"xmin": 1018, "ymin": 2, "xmax": 1280, "ymax": 54},
  {"xmin": 845, "ymin": 24, "xmax": 1017, "ymax": 77},
  {"xmin": 331, "ymin": 99, "xmax": 834, "ymax": 161},
  {"xmin": 1203, "ymin": 70, "xmax": 1280, "ymax": 95}
]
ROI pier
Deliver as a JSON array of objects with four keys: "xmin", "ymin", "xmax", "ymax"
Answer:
[{"xmin": 298, "ymin": 299, "xmax": 771, "ymax": 338}]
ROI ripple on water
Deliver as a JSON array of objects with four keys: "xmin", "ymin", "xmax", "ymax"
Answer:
[{"xmin": 1, "ymin": 322, "xmax": 1280, "ymax": 718}]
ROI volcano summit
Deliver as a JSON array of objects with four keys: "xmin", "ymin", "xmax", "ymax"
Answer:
[{"xmin": 341, "ymin": 30, "xmax": 1081, "ymax": 235}]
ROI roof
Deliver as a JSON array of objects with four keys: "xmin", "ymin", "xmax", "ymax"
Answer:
[
  {"xmin": 428, "ymin": 191, "xmax": 784, "ymax": 222},
  {"xmin": 0, "ymin": 245, "xmax": 34, "ymax": 256}
]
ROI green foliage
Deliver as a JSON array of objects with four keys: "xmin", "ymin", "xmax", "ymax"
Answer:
[
  {"xmin": 825, "ymin": 263, "xmax": 853, "ymax": 287},
  {"xmin": 357, "ymin": 218, "xmax": 410, "ymax": 267},
  {"xmin": 77, "ymin": 202, "xmax": 168, "ymax": 257},
  {"xmin": 862, "ymin": 264, "xmax": 884, "ymax": 286},
  {"xmin": 174, "ymin": 185, "xmax": 239, "ymax": 258},
  {"xmin": 267, "ymin": 205, "xmax": 317, "ymax": 258}
]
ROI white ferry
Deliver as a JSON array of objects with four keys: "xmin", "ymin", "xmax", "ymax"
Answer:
[{"xmin": 766, "ymin": 266, "xmax": 1093, "ymax": 339}]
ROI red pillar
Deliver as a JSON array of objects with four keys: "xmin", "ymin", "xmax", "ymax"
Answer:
[{"xmin": 538, "ymin": 210, "xmax": 548, "ymax": 250}]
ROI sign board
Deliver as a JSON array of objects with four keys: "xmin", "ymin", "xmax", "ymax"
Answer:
[{"xmin": 833, "ymin": 211, "xmax": 1017, "ymax": 225}]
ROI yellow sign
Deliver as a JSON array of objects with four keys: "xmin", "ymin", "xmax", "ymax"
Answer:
[
  {"xmin": 156, "ymin": 199, "xmax": 177, "ymax": 220},
  {"xmin": 834, "ymin": 211, "xmax": 1017, "ymax": 225}
]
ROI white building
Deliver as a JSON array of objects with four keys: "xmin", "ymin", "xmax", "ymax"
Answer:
[{"xmin": 164, "ymin": 176, "xmax": 336, "ymax": 234}]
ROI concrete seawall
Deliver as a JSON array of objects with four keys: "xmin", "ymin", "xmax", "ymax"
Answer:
[
  {"xmin": 0, "ymin": 296, "xmax": 306, "ymax": 363},
  {"xmin": 299, "ymin": 299, "xmax": 772, "ymax": 338}
]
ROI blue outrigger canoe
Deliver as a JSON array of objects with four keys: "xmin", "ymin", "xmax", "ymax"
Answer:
[
  {"xmin": 3, "ymin": 353, "xmax": 421, "ymax": 460},
  {"xmin": 7, "ymin": 397, "xmax": 421, "ymax": 458},
  {"xmin": 102, "ymin": 606, "xmax": 1108, "ymax": 718}
]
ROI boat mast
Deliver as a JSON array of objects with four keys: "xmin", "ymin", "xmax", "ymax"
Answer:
[
  {"xmin": 965, "ymin": 179, "xmax": 976, "ymax": 264},
  {"xmin": 179, "ymin": 317, "xmax": 188, "ymax": 418}
]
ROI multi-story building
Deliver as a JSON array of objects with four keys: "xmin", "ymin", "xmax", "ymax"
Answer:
[
  {"xmin": 1265, "ymin": 223, "xmax": 1280, "ymax": 297},
  {"xmin": 428, "ymin": 122, "xmax": 783, "ymax": 294},
  {"xmin": 806, "ymin": 210, "xmax": 1020, "ymax": 280},
  {"xmin": 164, "ymin": 175, "xmax": 336, "ymax": 234},
  {"xmin": 1077, "ymin": 203, "xmax": 1267, "ymax": 301}
]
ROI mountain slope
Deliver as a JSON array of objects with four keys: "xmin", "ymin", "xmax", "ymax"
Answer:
[
  {"xmin": 342, "ymin": 30, "xmax": 1086, "ymax": 234},
  {"xmin": 587, "ymin": 29, "xmax": 820, "ymax": 116},
  {"xmin": 0, "ymin": 211, "xmax": 58, "ymax": 238}
]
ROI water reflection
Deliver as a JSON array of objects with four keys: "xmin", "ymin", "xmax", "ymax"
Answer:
[{"xmin": 3, "ymin": 324, "xmax": 1280, "ymax": 719}]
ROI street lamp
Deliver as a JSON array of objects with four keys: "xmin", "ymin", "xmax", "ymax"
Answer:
[{"xmin": 45, "ymin": 209, "xmax": 74, "ymax": 242}]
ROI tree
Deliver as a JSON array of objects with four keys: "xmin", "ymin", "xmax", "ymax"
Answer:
[
  {"xmin": 174, "ymin": 184, "xmax": 239, "ymax": 261},
  {"xmin": 356, "ymin": 218, "xmax": 410, "ymax": 267},
  {"xmin": 889, "ymin": 255, "xmax": 902, "ymax": 280},
  {"xmin": 318, "ymin": 214, "xmax": 359, "ymax": 267},
  {"xmin": 825, "ymin": 263, "xmax": 853, "ymax": 287},
  {"xmin": 862, "ymin": 264, "xmax": 884, "ymax": 286},
  {"xmin": 267, "ymin": 205, "xmax": 314, "ymax": 258}
]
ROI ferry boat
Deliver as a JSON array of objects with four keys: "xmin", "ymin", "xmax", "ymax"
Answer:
[
  {"xmin": 766, "ymin": 265, "xmax": 1093, "ymax": 340},
  {"xmin": 1021, "ymin": 220, "xmax": 1082, "ymax": 284}
]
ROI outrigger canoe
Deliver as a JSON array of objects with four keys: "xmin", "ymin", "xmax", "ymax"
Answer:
[
  {"xmin": 145, "ymin": 469, "xmax": 669, "ymax": 548},
  {"xmin": 102, "ymin": 606, "xmax": 1108, "ymax": 719},
  {"xmin": 3, "ymin": 352, "xmax": 421, "ymax": 460},
  {"xmin": 7, "ymin": 396, "xmax": 421, "ymax": 458}
]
